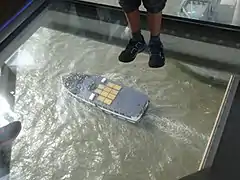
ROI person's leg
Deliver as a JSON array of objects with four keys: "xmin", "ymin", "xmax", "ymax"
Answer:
[
  {"xmin": 143, "ymin": 0, "xmax": 167, "ymax": 68},
  {"xmin": 125, "ymin": 10, "xmax": 141, "ymax": 34},
  {"xmin": 118, "ymin": 0, "xmax": 147, "ymax": 63},
  {"xmin": 147, "ymin": 12, "xmax": 162, "ymax": 36}
]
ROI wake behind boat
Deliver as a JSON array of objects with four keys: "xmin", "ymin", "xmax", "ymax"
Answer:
[{"xmin": 61, "ymin": 73, "xmax": 149, "ymax": 123}]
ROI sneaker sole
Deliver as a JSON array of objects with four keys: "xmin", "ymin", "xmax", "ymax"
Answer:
[{"xmin": 149, "ymin": 62, "xmax": 165, "ymax": 68}]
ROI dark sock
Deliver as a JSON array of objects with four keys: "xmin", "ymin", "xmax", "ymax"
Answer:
[
  {"xmin": 132, "ymin": 30, "xmax": 143, "ymax": 41},
  {"xmin": 150, "ymin": 34, "xmax": 160, "ymax": 42}
]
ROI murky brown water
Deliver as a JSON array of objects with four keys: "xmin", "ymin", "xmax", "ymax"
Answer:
[{"xmin": 7, "ymin": 27, "xmax": 225, "ymax": 180}]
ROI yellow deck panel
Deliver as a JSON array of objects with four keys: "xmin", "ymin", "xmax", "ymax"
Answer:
[
  {"xmin": 97, "ymin": 96, "xmax": 105, "ymax": 102},
  {"xmin": 94, "ymin": 89, "xmax": 102, "ymax": 94},
  {"xmin": 104, "ymin": 98, "xmax": 112, "ymax": 105},
  {"xmin": 104, "ymin": 87, "xmax": 112, "ymax": 93},
  {"xmin": 113, "ymin": 85, "xmax": 121, "ymax": 90},
  {"xmin": 100, "ymin": 91, "xmax": 109, "ymax": 97},
  {"xmin": 107, "ymin": 93, "xmax": 116, "ymax": 100},
  {"xmin": 111, "ymin": 89, "xmax": 118, "ymax": 95}
]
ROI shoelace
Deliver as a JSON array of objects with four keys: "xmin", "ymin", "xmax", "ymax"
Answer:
[{"xmin": 126, "ymin": 39, "xmax": 143, "ymax": 54}]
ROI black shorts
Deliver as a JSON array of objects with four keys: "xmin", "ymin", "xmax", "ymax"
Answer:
[{"xmin": 119, "ymin": 0, "xmax": 167, "ymax": 13}]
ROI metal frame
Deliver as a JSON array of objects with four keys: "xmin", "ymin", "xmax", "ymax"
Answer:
[{"xmin": 200, "ymin": 75, "xmax": 239, "ymax": 168}]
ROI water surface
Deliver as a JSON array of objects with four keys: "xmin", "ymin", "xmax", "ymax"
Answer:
[{"xmin": 8, "ymin": 27, "xmax": 225, "ymax": 180}]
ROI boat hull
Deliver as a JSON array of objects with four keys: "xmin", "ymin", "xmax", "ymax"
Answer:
[{"xmin": 61, "ymin": 73, "xmax": 149, "ymax": 123}]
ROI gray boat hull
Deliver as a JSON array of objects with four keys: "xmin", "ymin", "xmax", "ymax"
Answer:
[{"xmin": 61, "ymin": 73, "xmax": 149, "ymax": 123}]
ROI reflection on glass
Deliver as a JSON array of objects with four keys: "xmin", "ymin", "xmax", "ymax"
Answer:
[
  {"xmin": 166, "ymin": 0, "xmax": 239, "ymax": 25},
  {"xmin": 179, "ymin": 0, "xmax": 211, "ymax": 19},
  {"xmin": 81, "ymin": 0, "xmax": 239, "ymax": 25}
]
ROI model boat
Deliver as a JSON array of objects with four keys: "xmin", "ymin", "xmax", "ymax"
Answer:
[{"xmin": 61, "ymin": 73, "xmax": 149, "ymax": 123}]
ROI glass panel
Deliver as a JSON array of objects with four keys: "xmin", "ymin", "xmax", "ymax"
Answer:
[
  {"xmin": 0, "ymin": 1, "xmax": 230, "ymax": 180},
  {"xmin": 80, "ymin": 0, "xmax": 240, "ymax": 26}
]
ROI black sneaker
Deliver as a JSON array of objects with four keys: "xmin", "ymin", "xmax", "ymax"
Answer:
[
  {"xmin": 148, "ymin": 39, "xmax": 165, "ymax": 68},
  {"xmin": 119, "ymin": 38, "xmax": 147, "ymax": 63}
]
